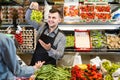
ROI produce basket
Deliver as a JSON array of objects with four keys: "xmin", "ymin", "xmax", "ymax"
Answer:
[
  {"xmin": 105, "ymin": 31, "xmax": 120, "ymax": 51},
  {"xmin": 64, "ymin": 31, "xmax": 75, "ymax": 51}
]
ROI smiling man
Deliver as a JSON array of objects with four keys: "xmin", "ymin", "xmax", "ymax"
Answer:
[{"xmin": 25, "ymin": 2, "xmax": 66, "ymax": 66}]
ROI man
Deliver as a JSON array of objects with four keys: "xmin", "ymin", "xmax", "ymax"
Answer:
[
  {"xmin": 0, "ymin": 33, "xmax": 45, "ymax": 80},
  {"xmin": 25, "ymin": 2, "xmax": 66, "ymax": 65}
]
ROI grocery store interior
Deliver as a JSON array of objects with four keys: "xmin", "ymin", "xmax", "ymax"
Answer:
[{"xmin": 0, "ymin": 0, "xmax": 120, "ymax": 79}]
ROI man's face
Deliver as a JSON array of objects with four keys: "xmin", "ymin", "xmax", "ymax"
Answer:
[{"xmin": 47, "ymin": 12, "xmax": 61, "ymax": 28}]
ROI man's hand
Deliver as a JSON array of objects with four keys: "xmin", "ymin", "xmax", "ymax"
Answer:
[
  {"xmin": 29, "ymin": 2, "xmax": 39, "ymax": 10},
  {"xmin": 33, "ymin": 61, "xmax": 45, "ymax": 69},
  {"xmin": 39, "ymin": 39, "xmax": 51, "ymax": 51}
]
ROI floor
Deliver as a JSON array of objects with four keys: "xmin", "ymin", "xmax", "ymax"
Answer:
[{"xmin": 18, "ymin": 54, "xmax": 33, "ymax": 65}]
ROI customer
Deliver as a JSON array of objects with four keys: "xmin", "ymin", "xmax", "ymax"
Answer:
[
  {"xmin": 0, "ymin": 6, "xmax": 2, "ymax": 25},
  {"xmin": 25, "ymin": 2, "xmax": 66, "ymax": 65},
  {"xmin": 0, "ymin": 33, "xmax": 45, "ymax": 80}
]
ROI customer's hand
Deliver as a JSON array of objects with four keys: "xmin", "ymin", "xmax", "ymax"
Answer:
[
  {"xmin": 29, "ymin": 2, "xmax": 39, "ymax": 10},
  {"xmin": 33, "ymin": 61, "xmax": 45, "ymax": 69},
  {"xmin": 39, "ymin": 39, "xmax": 51, "ymax": 51}
]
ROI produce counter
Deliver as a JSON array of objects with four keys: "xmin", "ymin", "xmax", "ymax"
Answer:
[{"xmin": 17, "ymin": 60, "xmax": 120, "ymax": 80}]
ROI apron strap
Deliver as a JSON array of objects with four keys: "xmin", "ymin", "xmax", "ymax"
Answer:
[{"xmin": 36, "ymin": 22, "xmax": 47, "ymax": 42}]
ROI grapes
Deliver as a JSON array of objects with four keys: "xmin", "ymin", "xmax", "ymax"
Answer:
[
  {"xmin": 102, "ymin": 60, "xmax": 111, "ymax": 71},
  {"xmin": 30, "ymin": 10, "xmax": 43, "ymax": 23},
  {"xmin": 108, "ymin": 63, "xmax": 120, "ymax": 75},
  {"xmin": 104, "ymin": 74, "xmax": 113, "ymax": 80}
]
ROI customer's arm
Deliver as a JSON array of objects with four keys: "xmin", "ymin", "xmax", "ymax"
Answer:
[{"xmin": 0, "ymin": 33, "xmax": 43, "ymax": 77}]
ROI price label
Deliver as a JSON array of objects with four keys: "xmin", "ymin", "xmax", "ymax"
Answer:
[{"xmin": 75, "ymin": 30, "xmax": 91, "ymax": 50}]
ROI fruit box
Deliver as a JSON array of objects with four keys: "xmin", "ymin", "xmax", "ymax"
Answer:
[
  {"xmin": 79, "ymin": 4, "xmax": 95, "ymax": 12},
  {"xmin": 74, "ymin": 29, "xmax": 92, "ymax": 51},
  {"xmin": 95, "ymin": 5, "xmax": 111, "ymax": 12},
  {"xmin": 63, "ymin": 2, "xmax": 80, "ymax": 23}
]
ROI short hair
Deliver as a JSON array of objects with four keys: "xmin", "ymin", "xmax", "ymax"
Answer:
[{"xmin": 49, "ymin": 8, "xmax": 62, "ymax": 18}]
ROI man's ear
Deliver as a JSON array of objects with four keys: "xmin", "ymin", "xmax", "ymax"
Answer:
[{"xmin": 58, "ymin": 18, "xmax": 62, "ymax": 23}]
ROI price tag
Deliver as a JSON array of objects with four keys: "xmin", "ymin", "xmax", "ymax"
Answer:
[{"xmin": 75, "ymin": 30, "xmax": 91, "ymax": 51}]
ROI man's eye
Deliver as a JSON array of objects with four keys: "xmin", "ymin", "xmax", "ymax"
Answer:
[{"xmin": 52, "ymin": 17, "xmax": 56, "ymax": 19}]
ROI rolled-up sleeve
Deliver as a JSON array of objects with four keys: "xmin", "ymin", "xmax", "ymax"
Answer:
[{"xmin": 47, "ymin": 33, "xmax": 66, "ymax": 60}]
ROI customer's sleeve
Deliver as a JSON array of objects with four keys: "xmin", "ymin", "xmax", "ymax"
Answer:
[
  {"xmin": 0, "ymin": 33, "xmax": 35, "ymax": 77},
  {"xmin": 25, "ymin": 8, "xmax": 39, "ymax": 30}
]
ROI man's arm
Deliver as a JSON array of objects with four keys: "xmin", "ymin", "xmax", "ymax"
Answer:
[
  {"xmin": 25, "ymin": 8, "xmax": 40, "ymax": 30},
  {"xmin": 47, "ymin": 34, "xmax": 66, "ymax": 60}
]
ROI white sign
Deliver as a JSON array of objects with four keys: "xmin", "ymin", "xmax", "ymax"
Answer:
[{"xmin": 64, "ymin": 0, "xmax": 79, "ymax": 3}]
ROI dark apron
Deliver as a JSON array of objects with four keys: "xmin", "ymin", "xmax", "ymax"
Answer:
[{"xmin": 30, "ymin": 27, "xmax": 59, "ymax": 66}]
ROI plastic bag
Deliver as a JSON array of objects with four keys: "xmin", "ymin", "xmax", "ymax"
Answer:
[
  {"xmin": 90, "ymin": 56, "xmax": 102, "ymax": 68},
  {"xmin": 14, "ymin": 25, "xmax": 23, "ymax": 45},
  {"xmin": 6, "ymin": 25, "xmax": 23, "ymax": 45},
  {"xmin": 73, "ymin": 53, "xmax": 82, "ymax": 66},
  {"xmin": 112, "ymin": 68, "xmax": 120, "ymax": 77},
  {"xmin": 57, "ymin": 53, "xmax": 82, "ymax": 67},
  {"xmin": 44, "ymin": 0, "xmax": 52, "ymax": 22}
]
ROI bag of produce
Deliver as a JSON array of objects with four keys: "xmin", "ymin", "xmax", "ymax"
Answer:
[
  {"xmin": 57, "ymin": 53, "xmax": 82, "ymax": 67},
  {"xmin": 101, "ymin": 59, "xmax": 120, "ymax": 80},
  {"xmin": 90, "ymin": 56, "xmax": 101, "ymax": 68},
  {"xmin": 44, "ymin": 0, "xmax": 52, "ymax": 22},
  {"xmin": 112, "ymin": 68, "xmax": 120, "ymax": 80},
  {"xmin": 100, "ymin": 59, "xmax": 111, "ymax": 75}
]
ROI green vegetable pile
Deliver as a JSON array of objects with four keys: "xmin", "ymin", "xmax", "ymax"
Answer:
[
  {"xmin": 90, "ymin": 30, "xmax": 106, "ymax": 48},
  {"xmin": 66, "ymin": 35, "xmax": 74, "ymax": 47},
  {"xmin": 34, "ymin": 65, "xmax": 71, "ymax": 80},
  {"xmin": 30, "ymin": 10, "xmax": 43, "ymax": 23}
]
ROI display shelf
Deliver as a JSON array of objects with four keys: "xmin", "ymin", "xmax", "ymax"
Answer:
[
  {"xmin": 3, "ymin": 23, "xmax": 120, "ymax": 30},
  {"xmin": 1, "ymin": 23, "xmax": 120, "ymax": 54},
  {"xmin": 64, "ymin": 51, "xmax": 120, "ymax": 55},
  {"xmin": 1, "ymin": 24, "xmax": 33, "ymax": 27},
  {"xmin": 0, "ymin": 25, "xmax": 36, "ymax": 54},
  {"xmin": 60, "ymin": 23, "xmax": 120, "ymax": 53},
  {"xmin": 59, "ymin": 23, "xmax": 120, "ymax": 30},
  {"xmin": 65, "ymin": 48, "xmax": 120, "ymax": 52},
  {"xmin": 1, "ymin": 23, "xmax": 120, "ymax": 30}
]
